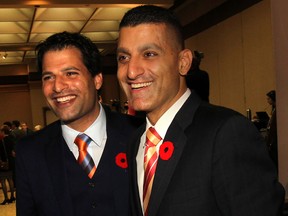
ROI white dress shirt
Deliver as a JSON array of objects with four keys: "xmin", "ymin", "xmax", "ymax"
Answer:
[
  {"xmin": 62, "ymin": 104, "xmax": 107, "ymax": 167},
  {"xmin": 136, "ymin": 89, "xmax": 191, "ymax": 211}
]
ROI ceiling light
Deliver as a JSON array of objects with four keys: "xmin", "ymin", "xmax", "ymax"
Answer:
[{"xmin": 2, "ymin": 52, "xmax": 8, "ymax": 59}]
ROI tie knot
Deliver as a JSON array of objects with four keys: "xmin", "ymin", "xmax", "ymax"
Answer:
[
  {"xmin": 74, "ymin": 133, "xmax": 91, "ymax": 151},
  {"xmin": 146, "ymin": 127, "xmax": 162, "ymax": 148}
]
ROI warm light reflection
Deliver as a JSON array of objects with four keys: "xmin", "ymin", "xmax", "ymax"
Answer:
[
  {"xmin": 23, "ymin": 1, "xmax": 51, "ymax": 5},
  {"xmin": 0, "ymin": 1, "xmax": 173, "ymax": 65},
  {"xmin": 1, "ymin": 53, "xmax": 8, "ymax": 60}
]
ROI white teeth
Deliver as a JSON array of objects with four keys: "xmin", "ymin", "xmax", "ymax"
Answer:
[
  {"xmin": 131, "ymin": 82, "xmax": 152, "ymax": 89},
  {"xmin": 56, "ymin": 95, "xmax": 76, "ymax": 103}
]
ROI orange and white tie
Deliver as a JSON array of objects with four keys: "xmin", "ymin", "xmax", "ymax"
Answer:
[{"xmin": 143, "ymin": 127, "xmax": 162, "ymax": 216}]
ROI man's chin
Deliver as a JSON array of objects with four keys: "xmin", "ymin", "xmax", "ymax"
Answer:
[
  {"xmin": 59, "ymin": 115, "xmax": 78, "ymax": 124},
  {"xmin": 56, "ymin": 113, "xmax": 77, "ymax": 124},
  {"xmin": 132, "ymin": 104, "xmax": 149, "ymax": 112}
]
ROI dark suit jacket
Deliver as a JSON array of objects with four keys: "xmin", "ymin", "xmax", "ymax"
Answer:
[
  {"xmin": 16, "ymin": 108, "xmax": 143, "ymax": 216},
  {"xmin": 128, "ymin": 92, "xmax": 284, "ymax": 216},
  {"xmin": 186, "ymin": 68, "xmax": 210, "ymax": 102}
]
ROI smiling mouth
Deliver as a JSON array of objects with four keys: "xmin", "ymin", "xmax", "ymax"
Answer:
[
  {"xmin": 131, "ymin": 82, "xmax": 152, "ymax": 89},
  {"xmin": 55, "ymin": 95, "xmax": 76, "ymax": 103}
]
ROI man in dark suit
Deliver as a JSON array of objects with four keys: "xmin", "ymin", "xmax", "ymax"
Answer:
[
  {"xmin": 16, "ymin": 32, "xmax": 142, "ymax": 216},
  {"xmin": 116, "ymin": 5, "xmax": 284, "ymax": 216},
  {"xmin": 186, "ymin": 50, "xmax": 210, "ymax": 102}
]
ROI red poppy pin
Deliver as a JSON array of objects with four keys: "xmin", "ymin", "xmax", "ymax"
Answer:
[
  {"xmin": 159, "ymin": 141, "xmax": 174, "ymax": 160},
  {"xmin": 115, "ymin": 152, "xmax": 128, "ymax": 169}
]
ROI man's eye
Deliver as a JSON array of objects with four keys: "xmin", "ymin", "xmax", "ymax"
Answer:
[
  {"xmin": 117, "ymin": 55, "xmax": 129, "ymax": 62},
  {"xmin": 66, "ymin": 72, "xmax": 78, "ymax": 76},
  {"xmin": 42, "ymin": 75, "xmax": 52, "ymax": 81},
  {"xmin": 144, "ymin": 52, "xmax": 157, "ymax": 57}
]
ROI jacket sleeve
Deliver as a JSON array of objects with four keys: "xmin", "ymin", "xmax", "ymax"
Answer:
[
  {"xmin": 212, "ymin": 114, "xmax": 284, "ymax": 216},
  {"xmin": 16, "ymin": 140, "xmax": 38, "ymax": 216}
]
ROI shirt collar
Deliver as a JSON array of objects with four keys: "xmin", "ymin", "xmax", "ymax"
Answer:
[
  {"xmin": 146, "ymin": 88, "xmax": 191, "ymax": 139},
  {"xmin": 62, "ymin": 104, "xmax": 106, "ymax": 147}
]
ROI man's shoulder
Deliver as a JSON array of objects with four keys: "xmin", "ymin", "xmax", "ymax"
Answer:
[
  {"xmin": 177, "ymin": 92, "xmax": 243, "ymax": 128},
  {"xmin": 18, "ymin": 120, "xmax": 61, "ymax": 146},
  {"xmin": 195, "ymin": 102, "xmax": 243, "ymax": 123},
  {"xmin": 105, "ymin": 108, "xmax": 145, "ymax": 129},
  {"xmin": 199, "ymin": 102, "xmax": 240, "ymax": 116},
  {"xmin": 193, "ymin": 103, "xmax": 252, "ymax": 132}
]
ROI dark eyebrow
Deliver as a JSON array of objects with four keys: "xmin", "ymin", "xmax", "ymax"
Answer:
[
  {"xmin": 61, "ymin": 66, "xmax": 81, "ymax": 72},
  {"xmin": 41, "ymin": 67, "xmax": 81, "ymax": 77},
  {"xmin": 117, "ymin": 43, "xmax": 164, "ymax": 55},
  {"xmin": 117, "ymin": 47, "xmax": 129, "ymax": 55},
  {"xmin": 42, "ymin": 71, "xmax": 52, "ymax": 77},
  {"xmin": 140, "ymin": 43, "xmax": 163, "ymax": 53}
]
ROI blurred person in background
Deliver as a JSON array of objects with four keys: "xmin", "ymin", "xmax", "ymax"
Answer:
[
  {"xmin": 20, "ymin": 122, "xmax": 34, "ymax": 136},
  {"xmin": 0, "ymin": 125, "xmax": 16, "ymax": 205},
  {"xmin": 266, "ymin": 90, "xmax": 278, "ymax": 171}
]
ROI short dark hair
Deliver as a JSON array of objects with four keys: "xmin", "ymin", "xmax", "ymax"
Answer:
[
  {"xmin": 119, "ymin": 5, "xmax": 184, "ymax": 49},
  {"xmin": 36, "ymin": 31, "xmax": 102, "ymax": 77},
  {"xmin": 3, "ymin": 121, "xmax": 12, "ymax": 128},
  {"xmin": 267, "ymin": 90, "xmax": 276, "ymax": 102},
  {"xmin": 1, "ymin": 125, "xmax": 11, "ymax": 135},
  {"xmin": 12, "ymin": 120, "xmax": 20, "ymax": 127}
]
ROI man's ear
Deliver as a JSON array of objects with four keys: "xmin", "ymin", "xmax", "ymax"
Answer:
[
  {"xmin": 94, "ymin": 72, "xmax": 103, "ymax": 90},
  {"xmin": 178, "ymin": 49, "xmax": 193, "ymax": 76}
]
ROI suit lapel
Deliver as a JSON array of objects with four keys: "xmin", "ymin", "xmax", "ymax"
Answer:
[
  {"xmin": 147, "ymin": 92, "xmax": 202, "ymax": 216},
  {"xmin": 45, "ymin": 121, "xmax": 74, "ymax": 216},
  {"xmin": 129, "ymin": 124, "xmax": 146, "ymax": 216},
  {"xmin": 96, "ymin": 110, "xmax": 126, "ymax": 173}
]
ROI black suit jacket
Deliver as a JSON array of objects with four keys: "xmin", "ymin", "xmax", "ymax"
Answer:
[
  {"xmin": 128, "ymin": 92, "xmax": 284, "ymax": 216},
  {"xmin": 16, "ymin": 108, "xmax": 143, "ymax": 216}
]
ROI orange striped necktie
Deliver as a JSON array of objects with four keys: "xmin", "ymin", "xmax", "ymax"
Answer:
[
  {"xmin": 143, "ymin": 127, "xmax": 162, "ymax": 216},
  {"xmin": 74, "ymin": 133, "xmax": 96, "ymax": 179}
]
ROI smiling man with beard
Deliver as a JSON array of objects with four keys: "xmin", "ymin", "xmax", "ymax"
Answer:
[{"xmin": 16, "ymin": 31, "xmax": 143, "ymax": 216}]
